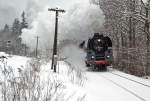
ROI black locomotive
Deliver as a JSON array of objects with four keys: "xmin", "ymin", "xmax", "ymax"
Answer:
[{"xmin": 85, "ymin": 33, "xmax": 113, "ymax": 71}]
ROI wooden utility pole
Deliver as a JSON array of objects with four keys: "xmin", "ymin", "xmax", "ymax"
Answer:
[
  {"xmin": 48, "ymin": 8, "xmax": 65, "ymax": 72},
  {"xmin": 35, "ymin": 36, "xmax": 39, "ymax": 57},
  {"xmin": 25, "ymin": 45, "xmax": 28, "ymax": 56}
]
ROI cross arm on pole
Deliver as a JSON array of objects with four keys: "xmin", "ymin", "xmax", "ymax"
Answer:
[{"xmin": 48, "ymin": 8, "xmax": 65, "ymax": 13}]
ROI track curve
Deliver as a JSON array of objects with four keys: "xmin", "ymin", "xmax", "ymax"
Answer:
[
  {"xmin": 108, "ymin": 71, "xmax": 150, "ymax": 88},
  {"xmin": 100, "ymin": 74, "xmax": 147, "ymax": 101}
]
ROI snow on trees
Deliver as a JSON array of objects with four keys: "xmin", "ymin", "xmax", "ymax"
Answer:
[{"xmin": 93, "ymin": 0, "xmax": 150, "ymax": 76}]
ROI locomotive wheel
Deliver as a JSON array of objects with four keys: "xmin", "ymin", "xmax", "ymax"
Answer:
[
  {"xmin": 91, "ymin": 64, "xmax": 96, "ymax": 71},
  {"xmin": 86, "ymin": 63, "xmax": 90, "ymax": 67},
  {"xmin": 96, "ymin": 65, "xmax": 107, "ymax": 71},
  {"xmin": 101, "ymin": 65, "xmax": 107, "ymax": 71}
]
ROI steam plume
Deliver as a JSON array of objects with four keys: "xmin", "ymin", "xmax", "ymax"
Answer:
[{"xmin": 21, "ymin": 0, "xmax": 105, "ymax": 51}]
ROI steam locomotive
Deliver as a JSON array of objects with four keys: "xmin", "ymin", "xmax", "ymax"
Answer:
[{"xmin": 84, "ymin": 33, "xmax": 113, "ymax": 71}]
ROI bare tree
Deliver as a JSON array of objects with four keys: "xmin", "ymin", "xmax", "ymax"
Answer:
[{"xmin": 93, "ymin": 0, "xmax": 150, "ymax": 76}]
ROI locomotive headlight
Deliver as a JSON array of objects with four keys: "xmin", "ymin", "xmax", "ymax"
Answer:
[
  {"xmin": 98, "ymin": 39, "xmax": 101, "ymax": 42},
  {"xmin": 106, "ymin": 55, "xmax": 110, "ymax": 58},
  {"xmin": 91, "ymin": 56, "xmax": 95, "ymax": 59}
]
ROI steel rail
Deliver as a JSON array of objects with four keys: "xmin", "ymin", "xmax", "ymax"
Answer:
[
  {"xmin": 100, "ymin": 74, "xmax": 147, "ymax": 101},
  {"xmin": 108, "ymin": 71, "xmax": 150, "ymax": 88}
]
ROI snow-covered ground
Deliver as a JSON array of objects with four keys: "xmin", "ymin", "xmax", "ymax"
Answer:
[
  {"xmin": 0, "ymin": 53, "xmax": 86, "ymax": 101},
  {"xmin": 84, "ymin": 71, "xmax": 150, "ymax": 101},
  {"xmin": 0, "ymin": 52, "xmax": 150, "ymax": 101}
]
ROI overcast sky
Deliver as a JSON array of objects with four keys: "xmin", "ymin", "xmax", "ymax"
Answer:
[
  {"xmin": 0, "ymin": 0, "xmax": 28, "ymax": 28},
  {"xmin": 0, "ymin": 0, "xmax": 148, "ymax": 29},
  {"xmin": 0, "ymin": 0, "xmax": 66, "ymax": 28}
]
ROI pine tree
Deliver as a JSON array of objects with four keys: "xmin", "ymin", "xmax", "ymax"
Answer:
[
  {"xmin": 3, "ymin": 24, "xmax": 9, "ymax": 32},
  {"xmin": 12, "ymin": 18, "xmax": 21, "ymax": 35},
  {"xmin": 21, "ymin": 11, "xmax": 28, "ymax": 30}
]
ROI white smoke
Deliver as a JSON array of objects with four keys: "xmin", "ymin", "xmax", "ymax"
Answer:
[
  {"xmin": 143, "ymin": 0, "xmax": 147, "ymax": 3},
  {"xmin": 60, "ymin": 44, "xmax": 86, "ymax": 70},
  {"xmin": 21, "ymin": 0, "xmax": 105, "ymax": 51}
]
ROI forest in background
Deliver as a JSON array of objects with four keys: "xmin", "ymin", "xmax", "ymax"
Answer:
[
  {"xmin": 0, "ymin": 12, "xmax": 29, "ymax": 56},
  {"xmin": 92, "ymin": 0, "xmax": 150, "ymax": 76}
]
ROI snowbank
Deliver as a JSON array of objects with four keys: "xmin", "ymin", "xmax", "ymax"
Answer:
[{"xmin": 0, "ymin": 53, "xmax": 86, "ymax": 101}]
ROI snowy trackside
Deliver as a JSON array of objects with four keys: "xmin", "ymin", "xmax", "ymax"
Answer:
[
  {"xmin": 85, "ymin": 71, "xmax": 150, "ymax": 101},
  {"xmin": 0, "ymin": 53, "xmax": 150, "ymax": 101},
  {"xmin": 61, "ymin": 45, "xmax": 150, "ymax": 101},
  {"xmin": 0, "ymin": 53, "xmax": 86, "ymax": 101}
]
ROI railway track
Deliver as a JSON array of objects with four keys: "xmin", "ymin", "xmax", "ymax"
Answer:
[
  {"xmin": 108, "ymin": 71, "xmax": 150, "ymax": 87},
  {"xmin": 100, "ymin": 74, "xmax": 147, "ymax": 101}
]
